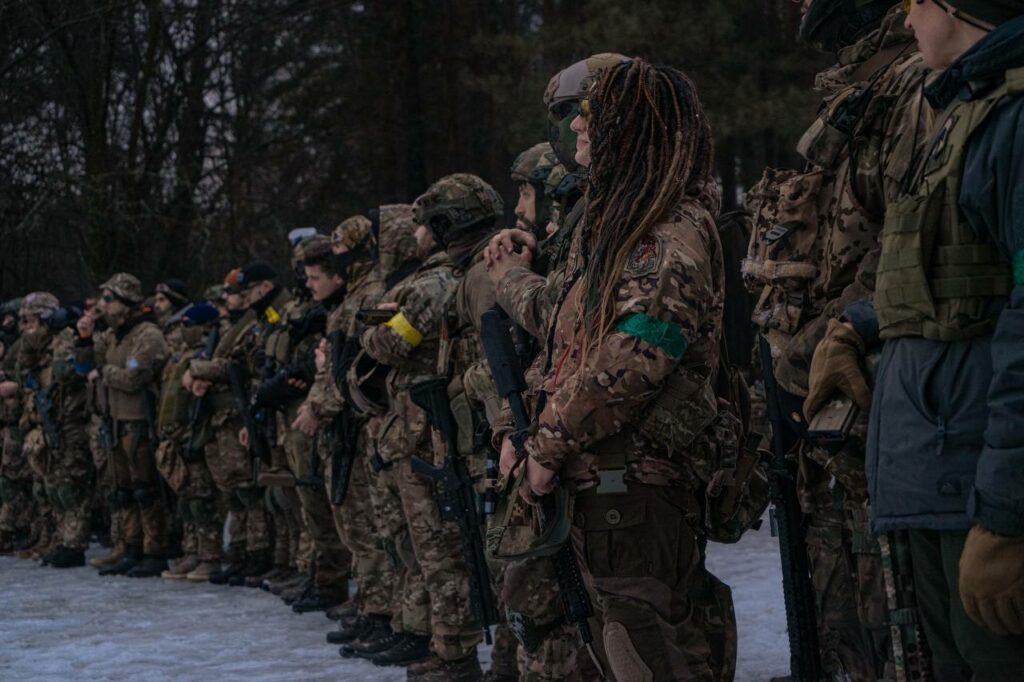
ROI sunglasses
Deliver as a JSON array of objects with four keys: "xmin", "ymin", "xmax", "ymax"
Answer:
[
  {"xmin": 580, "ymin": 98, "xmax": 593, "ymax": 122},
  {"xmin": 547, "ymin": 100, "xmax": 580, "ymax": 125},
  {"xmin": 102, "ymin": 293, "xmax": 115, "ymax": 303},
  {"xmin": 902, "ymin": 0, "xmax": 925, "ymax": 12}
]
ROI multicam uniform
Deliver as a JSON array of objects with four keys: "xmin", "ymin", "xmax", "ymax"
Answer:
[
  {"xmin": 744, "ymin": 7, "xmax": 929, "ymax": 679},
  {"xmin": 522, "ymin": 183, "xmax": 728, "ymax": 681},
  {"xmin": 0, "ymin": 337, "xmax": 34, "ymax": 550},
  {"xmin": 360, "ymin": 249, "xmax": 481, "ymax": 661}
]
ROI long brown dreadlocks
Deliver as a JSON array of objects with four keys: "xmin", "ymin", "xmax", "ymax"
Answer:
[{"xmin": 572, "ymin": 58, "xmax": 714, "ymax": 373}]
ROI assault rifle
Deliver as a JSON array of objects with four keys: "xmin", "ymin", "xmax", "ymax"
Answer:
[
  {"xmin": 409, "ymin": 377, "xmax": 499, "ymax": 645},
  {"xmin": 227, "ymin": 359, "xmax": 272, "ymax": 484},
  {"xmin": 327, "ymin": 330, "xmax": 362, "ymax": 505},
  {"xmin": 479, "ymin": 306, "xmax": 597, "ymax": 661},
  {"xmin": 759, "ymin": 335, "xmax": 822, "ymax": 682},
  {"xmin": 186, "ymin": 325, "xmax": 220, "ymax": 460},
  {"xmin": 879, "ymin": 531, "xmax": 932, "ymax": 681},
  {"xmin": 355, "ymin": 308, "xmax": 394, "ymax": 326}
]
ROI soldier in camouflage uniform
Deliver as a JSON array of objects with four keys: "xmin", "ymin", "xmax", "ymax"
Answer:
[
  {"xmin": 76, "ymin": 273, "xmax": 171, "ymax": 577},
  {"xmin": 744, "ymin": 2, "xmax": 930, "ymax": 678},
  {"xmin": 353, "ymin": 197, "xmax": 482, "ymax": 680},
  {"xmin": 293, "ymin": 217, "xmax": 397, "ymax": 620},
  {"xmin": 186, "ymin": 269, "xmax": 261, "ymax": 584},
  {"xmin": 157, "ymin": 302, "xmax": 225, "ymax": 581},
  {"xmin": 0, "ymin": 315, "xmax": 33, "ymax": 554},
  {"xmin": 5, "ymin": 293, "xmax": 91, "ymax": 568},
  {"xmin": 483, "ymin": 54, "xmax": 628, "ymax": 682},
  {"xmin": 510, "ymin": 58, "xmax": 735, "ymax": 681}
]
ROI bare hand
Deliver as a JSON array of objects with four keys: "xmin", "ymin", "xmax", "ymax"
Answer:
[
  {"xmin": 314, "ymin": 339, "xmax": 328, "ymax": 373},
  {"xmin": 87, "ymin": 369, "xmax": 100, "ymax": 383},
  {"xmin": 182, "ymin": 370, "xmax": 194, "ymax": 391},
  {"xmin": 486, "ymin": 244, "xmax": 533, "ymax": 286},
  {"xmin": 191, "ymin": 379, "xmax": 211, "ymax": 397},
  {"xmin": 485, "ymin": 229, "xmax": 537, "ymax": 266},
  {"xmin": 287, "ymin": 377, "xmax": 308, "ymax": 391},
  {"xmin": 525, "ymin": 455, "xmax": 556, "ymax": 496},
  {"xmin": 291, "ymin": 403, "xmax": 318, "ymax": 436},
  {"xmin": 76, "ymin": 313, "xmax": 95, "ymax": 339},
  {"xmin": 499, "ymin": 435, "xmax": 518, "ymax": 479},
  {"xmin": 377, "ymin": 302, "xmax": 399, "ymax": 312},
  {"xmin": 238, "ymin": 427, "xmax": 249, "ymax": 448}
]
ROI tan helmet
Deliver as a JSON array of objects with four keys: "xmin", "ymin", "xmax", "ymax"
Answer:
[
  {"xmin": 331, "ymin": 215, "xmax": 372, "ymax": 251},
  {"xmin": 510, "ymin": 142, "xmax": 555, "ymax": 184},
  {"xmin": 100, "ymin": 273, "xmax": 145, "ymax": 305},
  {"xmin": 377, "ymin": 204, "xmax": 418, "ymax": 279},
  {"xmin": 413, "ymin": 173, "xmax": 503, "ymax": 248}
]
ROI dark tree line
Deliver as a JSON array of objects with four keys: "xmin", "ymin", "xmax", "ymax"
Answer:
[{"xmin": 0, "ymin": 0, "xmax": 823, "ymax": 301}]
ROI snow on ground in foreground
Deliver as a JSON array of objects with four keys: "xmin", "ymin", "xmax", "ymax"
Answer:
[{"xmin": 0, "ymin": 524, "xmax": 788, "ymax": 681}]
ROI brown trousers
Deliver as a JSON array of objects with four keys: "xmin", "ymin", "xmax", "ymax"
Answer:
[{"xmin": 113, "ymin": 420, "xmax": 166, "ymax": 555}]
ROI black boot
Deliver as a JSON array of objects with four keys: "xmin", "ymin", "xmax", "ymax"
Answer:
[
  {"xmin": 48, "ymin": 546, "xmax": 86, "ymax": 568},
  {"xmin": 208, "ymin": 550, "xmax": 246, "ymax": 585},
  {"xmin": 126, "ymin": 555, "xmax": 169, "ymax": 578},
  {"xmin": 281, "ymin": 576, "xmax": 314, "ymax": 605},
  {"xmin": 366, "ymin": 633, "xmax": 431, "ymax": 667},
  {"xmin": 99, "ymin": 544, "xmax": 143, "ymax": 576},
  {"xmin": 326, "ymin": 615, "xmax": 373, "ymax": 645},
  {"xmin": 292, "ymin": 586, "xmax": 346, "ymax": 614},
  {"xmin": 339, "ymin": 615, "xmax": 397, "ymax": 658},
  {"xmin": 228, "ymin": 550, "xmax": 272, "ymax": 586},
  {"xmin": 41, "ymin": 544, "xmax": 65, "ymax": 566}
]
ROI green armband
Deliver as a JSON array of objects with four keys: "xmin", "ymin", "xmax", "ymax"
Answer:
[
  {"xmin": 1014, "ymin": 248, "xmax": 1024, "ymax": 286},
  {"xmin": 614, "ymin": 313, "xmax": 688, "ymax": 360}
]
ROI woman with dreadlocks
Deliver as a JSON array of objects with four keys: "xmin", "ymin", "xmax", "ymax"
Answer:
[{"xmin": 518, "ymin": 59, "xmax": 729, "ymax": 680}]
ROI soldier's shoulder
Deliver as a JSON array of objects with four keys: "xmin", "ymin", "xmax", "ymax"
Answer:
[{"xmin": 634, "ymin": 198, "xmax": 716, "ymax": 277}]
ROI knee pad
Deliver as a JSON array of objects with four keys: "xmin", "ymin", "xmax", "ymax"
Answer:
[
  {"xmin": 235, "ymin": 487, "xmax": 263, "ymax": 510},
  {"xmin": 603, "ymin": 621, "xmax": 654, "ymax": 682},
  {"xmin": 133, "ymin": 485, "xmax": 160, "ymax": 508}
]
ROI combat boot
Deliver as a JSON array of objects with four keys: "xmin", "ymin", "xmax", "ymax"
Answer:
[
  {"xmin": 407, "ymin": 654, "xmax": 482, "ymax": 682},
  {"xmin": 41, "ymin": 543, "xmax": 65, "ymax": 565},
  {"xmin": 366, "ymin": 633, "xmax": 430, "ymax": 667},
  {"xmin": 208, "ymin": 552, "xmax": 246, "ymax": 585},
  {"xmin": 267, "ymin": 571, "xmax": 306, "ymax": 595},
  {"xmin": 339, "ymin": 616, "xmax": 397, "ymax": 658},
  {"xmin": 89, "ymin": 543, "xmax": 125, "ymax": 569},
  {"xmin": 326, "ymin": 614, "xmax": 373, "ymax": 645},
  {"xmin": 292, "ymin": 586, "xmax": 346, "ymax": 614},
  {"xmin": 325, "ymin": 601, "xmax": 359, "ymax": 621},
  {"xmin": 99, "ymin": 544, "xmax": 142, "ymax": 576},
  {"xmin": 185, "ymin": 561, "xmax": 220, "ymax": 582},
  {"xmin": 161, "ymin": 555, "xmax": 199, "ymax": 580},
  {"xmin": 48, "ymin": 545, "xmax": 86, "ymax": 568},
  {"xmin": 126, "ymin": 555, "xmax": 168, "ymax": 578},
  {"xmin": 245, "ymin": 564, "xmax": 287, "ymax": 588},
  {"xmin": 281, "ymin": 576, "xmax": 314, "ymax": 605},
  {"xmin": 228, "ymin": 549, "xmax": 272, "ymax": 586}
]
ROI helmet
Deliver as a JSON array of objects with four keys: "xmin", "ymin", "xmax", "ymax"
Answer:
[
  {"xmin": 20, "ymin": 292, "xmax": 59, "ymax": 320},
  {"xmin": 100, "ymin": 273, "xmax": 145, "ymax": 305},
  {"xmin": 378, "ymin": 204, "xmax": 418, "ymax": 280},
  {"xmin": 293, "ymin": 234, "xmax": 330, "ymax": 263},
  {"xmin": 413, "ymin": 174, "xmax": 503, "ymax": 248},
  {"xmin": 331, "ymin": 215, "xmax": 372, "ymax": 252},
  {"xmin": 799, "ymin": 0, "xmax": 897, "ymax": 52},
  {"xmin": 202, "ymin": 284, "xmax": 225, "ymax": 303},
  {"xmin": 345, "ymin": 349, "xmax": 390, "ymax": 416},
  {"xmin": 510, "ymin": 142, "xmax": 556, "ymax": 185},
  {"xmin": 544, "ymin": 53, "xmax": 630, "ymax": 170}
]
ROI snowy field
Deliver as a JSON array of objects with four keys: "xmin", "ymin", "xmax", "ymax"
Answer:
[{"xmin": 0, "ymin": 524, "xmax": 789, "ymax": 681}]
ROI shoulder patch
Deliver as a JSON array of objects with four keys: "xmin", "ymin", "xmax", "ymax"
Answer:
[{"xmin": 626, "ymin": 235, "xmax": 662, "ymax": 277}]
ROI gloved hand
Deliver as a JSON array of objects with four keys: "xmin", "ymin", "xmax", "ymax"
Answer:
[
  {"xmin": 803, "ymin": 319, "xmax": 872, "ymax": 421},
  {"xmin": 959, "ymin": 526, "xmax": 1024, "ymax": 635}
]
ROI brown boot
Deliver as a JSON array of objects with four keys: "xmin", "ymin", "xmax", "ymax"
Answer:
[
  {"xmin": 89, "ymin": 543, "xmax": 125, "ymax": 569},
  {"xmin": 185, "ymin": 561, "xmax": 221, "ymax": 583},
  {"xmin": 161, "ymin": 554, "xmax": 199, "ymax": 579}
]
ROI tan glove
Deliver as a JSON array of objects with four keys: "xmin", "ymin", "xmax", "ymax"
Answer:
[
  {"xmin": 803, "ymin": 319, "xmax": 872, "ymax": 421},
  {"xmin": 959, "ymin": 526, "xmax": 1024, "ymax": 635}
]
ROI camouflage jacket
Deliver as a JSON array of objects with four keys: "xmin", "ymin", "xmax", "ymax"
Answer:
[
  {"xmin": 744, "ymin": 5, "xmax": 930, "ymax": 395},
  {"xmin": 17, "ymin": 329, "xmax": 87, "ymax": 432},
  {"xmin": 525, "ymin": 183, "xmax": 725, "ymax": 488},
  {"xmin": 362, "ymin": 251, "xmax": 459, "ymax": 463},
  {"xmin": 76, "ymin": 315, "xmax": 169, "ymax": 422},
  {"xmin": 188, "ymin": 309, "xmax": 257, "ymax": 410},
  {"xmin": 305, "ymin": 258, "xmax": 384, "ymax": 423}
]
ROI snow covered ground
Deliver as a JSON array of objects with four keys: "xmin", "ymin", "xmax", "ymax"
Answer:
[{"xmin": 0, "ymin": 524, "xmax": 789, "ymax": 681}]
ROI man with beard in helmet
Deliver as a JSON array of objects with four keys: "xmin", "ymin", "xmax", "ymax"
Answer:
[
  {"xmin": 744, "ymin": 2, "xmax": 930, "ymax": 679},
  {"xmin": 510, "ymin": 143, "xmax": 557, "ymax": 244},
  {"xmin": 76, "ymin": 273, "xmax": 170, "ymax": 577}
]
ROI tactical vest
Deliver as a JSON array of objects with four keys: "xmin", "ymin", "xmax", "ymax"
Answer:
[{"xmin": 874, "ymin": 68, "xmax": 1024, "ymax": 341}]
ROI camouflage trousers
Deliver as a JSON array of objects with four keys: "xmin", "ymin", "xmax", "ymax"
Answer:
[
  {"xmin": 206, "ymin": 412, "xmax": 269, "ymax": 554},
  {"xmin": 801, "ymin": 442, "xmax": 893, "ymax": 682},
  {"xmin": 283, "ymin": 426, "xmax": 350, "ymax": 598},
  {"xmin": 500, "ymin": 556, "xmax": 579, "ymax": 681},
  {"xmin": 179, "ymin": 454, "xmax": 223, "ymax": 563},
  {"xmin": 88, "ymin": 416, "xmax": 120, "ymax": 548},
  {"xmin": 572, "ymin": 483, "xmax": 716, "ymax": 681},
  {"xmin": 42, "ymin": 445, "xmax": 93, "ymax": 551},
  {"xmin": 111, "ymin": 421, "xmax": 166, "ymax": 556},
  {"xmin": 0, "ymin": 475, "xmax": 35, "ymax": 543},
  {"xmin": 369, "ymin": 458, "xmax": 430, "ymax": 636},
  {"xmin": 320, "ymin": 424, "xmax": 394, "ymax": 613},
  {"xmin": 398, "ymin": 452, "xmax": 481, "ymax": 660}
]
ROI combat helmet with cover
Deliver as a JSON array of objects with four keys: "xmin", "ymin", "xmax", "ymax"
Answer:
[
  {"xmin": 413, "ymin": 173, "xmax": 503, "ymax": 251},
  {"xmin": 510, "ymin": 142, "xmax": 557, "ymax": 239},
  {"xmin": 799, "ymin": 0, "xmax": 900, "ymax": 52}
]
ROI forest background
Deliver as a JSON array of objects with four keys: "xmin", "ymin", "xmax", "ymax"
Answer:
[{"xmin": 0, "ymin": 0, "xmax": 824, "ymax": 300}]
